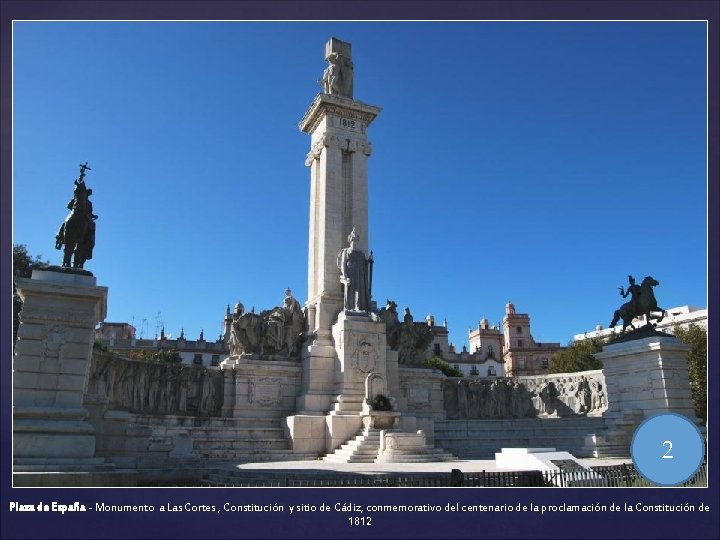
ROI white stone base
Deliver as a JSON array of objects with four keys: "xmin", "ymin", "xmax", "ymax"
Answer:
[
  {"xmin": 593, "ymin": 337, "xmax": 699, "ymax": 458},
  {"xmin": 13, "ymin": 271, "xmax": 107, "ymax": 464},
  {"xmin": 285, "ymin": 414, "xmax": 328, "ymax": 454},
  {"xmin": 495, "ymin": 448, "xmax": 604, "ymax": 486},
  {"xmin": 597, "ymin": 337, "xmax": 695, "ymax": 418}
]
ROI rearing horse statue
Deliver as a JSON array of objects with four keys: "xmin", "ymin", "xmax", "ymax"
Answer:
[
  {"xmin": 55, "ymin": 178, "xmax": 93, "ymax": 269},
  {"xmin": 610, "ymin": 276, "xmax": 667, "ymax": 332}
]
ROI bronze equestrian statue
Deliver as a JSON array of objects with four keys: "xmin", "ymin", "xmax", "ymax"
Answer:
[
  {"xmin": 610, "ymin": 275, "xmax": 667, "ymax": 333},
  {"xmin": 55, "ymin": 163, "xmax": 97, "ymax": 269}
]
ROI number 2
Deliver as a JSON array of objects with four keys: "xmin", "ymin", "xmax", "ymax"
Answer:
[{"xmin": 662, "ymin": 440, "xmax": 673, "ymax": 459}]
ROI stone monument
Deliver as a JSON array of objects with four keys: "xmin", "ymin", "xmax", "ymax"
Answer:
[
  {"xmin": 595, "ymin": 276, "xmax": 700, "ymax": 456},
  {"xmin": 295, "ymin": 37, "xmax": 382, "ymax": 417},
  {"xmin": 287, "ymin": 37, "xmax": 399, "ymax": 453}
]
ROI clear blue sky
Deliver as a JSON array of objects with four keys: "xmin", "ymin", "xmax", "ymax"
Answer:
[{"xmin": 13, "ymin": 21, "xmax": 707, "ymax": 347}]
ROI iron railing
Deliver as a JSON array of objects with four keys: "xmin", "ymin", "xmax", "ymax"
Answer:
[{"xmin": 199, "ymin": 462, "xmax": 708, "ymax": 488}]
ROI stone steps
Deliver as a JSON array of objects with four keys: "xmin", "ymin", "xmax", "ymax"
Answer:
[
  {"xmin": 193, "ymin": 438, "xmax": 291, "ymax": 452},
  {"xmin": 378, "ymin": 447, "xmax": 456, "ymax": 463},
  {"xmin": 323, "ymin": 428, "xmax": 381, "ymax": 463},
  {"xmin": 130, "ymin": 414, "xmax": 282, "ymax": 429},
  {"xmin": 435, "ymin": 418, "xmax": 607, "ymax": 459},
  {"xmin": 323, "ymin": 427, "xmax": 458, "ymax": 463},
  {"xmin": 129, "ymin": 414, "xmax": 312, "ymax": 462},
  {"xmin": 196, "ymin": 450, "xmax": 317, "ymax": 462}
]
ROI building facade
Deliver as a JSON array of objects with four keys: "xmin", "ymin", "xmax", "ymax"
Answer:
[
  {"xmin": 418, "ymin": 302, "xmax": 562, "ymax": 378},
  {"xmin": 96, "ymin": 318, "xmax": 230, "ymax": 367}
]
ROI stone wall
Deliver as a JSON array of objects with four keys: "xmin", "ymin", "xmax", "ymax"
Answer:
[
  {"xmin": 87, "ymin": 351, "xmax": 223, "ymax": 416},
  {"xmin": 442, "ymin": 370, "xmax": 607, "ymax": 420},
  {"xmin": 398, "ymin": 367, "xmax": 446, "ymax": 419},
  {"xmin": 221, "ymin": 357, "xmax": 302, "ymax": 418}
]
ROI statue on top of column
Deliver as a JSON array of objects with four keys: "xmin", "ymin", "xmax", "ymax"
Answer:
[
  {"xmin": 55, "ymin": 162, "xmax": 98, "ymax": 269},
  {"xmin": 319, "ymin": 37, "xmax": 354, "ymax": 99}
]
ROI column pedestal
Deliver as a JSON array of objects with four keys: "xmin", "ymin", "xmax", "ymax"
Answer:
[
  {"xmin": 13, "ymin": 270, "xmax": 108, "ymax": 469},
  {"xmin": 594, "ymin": 336, "xmax": 700, "ymax": 457}
]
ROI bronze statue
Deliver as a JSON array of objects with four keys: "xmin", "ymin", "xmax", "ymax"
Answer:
[
  {"xmin": 619, "ymin": 275, "xmax": 641, "ymax": 316},
  {"xmin": 55, "ymin": 163, "xmax": 97, "ymax": 269},
  {"xmin": 610, "ymin": 275, "xmax": 667, "ymax": 332}
]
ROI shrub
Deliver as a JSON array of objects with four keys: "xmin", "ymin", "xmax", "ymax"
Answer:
[{"xmin": 423, "ymin": 356, "xmax": 464, "ymax": 377}]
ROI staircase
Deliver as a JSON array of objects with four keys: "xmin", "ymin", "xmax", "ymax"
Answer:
[
  {"xmin": 435, "ymin": 417, "xmax": 608, "ymax": 459},
  {"xmin": 129, "ymin": 414, "xmax": 317, "ymax": 463},
  {"xmin": 323, "ymin": 427, "xmax": 382, "ymax": 463},
  {"xmin": 323, "ymin": 427, "xmax": 457, "ymax": 463}
]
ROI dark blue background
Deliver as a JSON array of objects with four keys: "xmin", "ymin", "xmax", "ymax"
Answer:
[{"xmin": 2, "ymin": 2, "xmax": 718, "ymax": 539}]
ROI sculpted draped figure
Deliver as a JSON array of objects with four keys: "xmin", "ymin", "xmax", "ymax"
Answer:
[
  {"xmin": 319, "ymin": 37, "xmax": 354, "ymax": 98},
  {"xmin": 228, "ymin": 289, "xmax": 305, "ymax": 358},
  {"xmin": 337, "ymin": 228, "xmax": 372, "ymax": 312}
]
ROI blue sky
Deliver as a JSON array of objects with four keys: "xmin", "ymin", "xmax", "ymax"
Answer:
[{"xmin": 12, "ymin": 21, "xmax": 707, "ymax": 348}]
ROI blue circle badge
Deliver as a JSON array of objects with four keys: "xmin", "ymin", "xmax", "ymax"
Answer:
[{"xmin": 631, "ymin": 413, "xmax": 705, "ymax": 486}]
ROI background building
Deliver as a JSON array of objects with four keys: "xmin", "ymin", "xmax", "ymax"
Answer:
[
  {"xmin": 418, "ymin": 302, "xmax": 563, "ymax": 378},
  {"xmin": 96, "ymin": 310, "xmax": 230, "ymax": 367}
]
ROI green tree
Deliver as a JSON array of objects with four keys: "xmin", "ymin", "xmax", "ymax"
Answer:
[
  {"xmin": 127, "ymin": 348, "xmax": 182, "ymax": 363},
  {"xmin": 672, "ymin": 324, "xmax": 707, "ymax": 422},
  {"xmin": 13, "ymin": 244, "xmax": 50, "ymax": 342},
  {"xmin": 423, "ymin": 356, "xmax": 464, "ymax": 377},
  {"xmin": 547, "ymin": 337, "xmax": 605, "ymax": 373}
]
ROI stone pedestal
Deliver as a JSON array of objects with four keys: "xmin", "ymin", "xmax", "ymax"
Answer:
[
  {"xmin": 597, "ymin": 336, "xmax": 695, "ymax": 419},
  {"xmin": 220, "ymin": 357, "xmax": 302, "ymax": 418},
  {"xmin": 13, "ymin": 270, "xmax": 108, "ymax": 465},
  {"xmin": 295, "ymin": 342, "xmax": 336, "ymax": 414},
  {"xmin": 288, "ymin": 310, "xmax": 400, "ymax": 454},
  {"xmin": 330, "ymin": 311, "xmax": 388, "ymax": 413},
  {"xmin": 594, "ymin": 336, "xmax": 698, "ymax": 457}
]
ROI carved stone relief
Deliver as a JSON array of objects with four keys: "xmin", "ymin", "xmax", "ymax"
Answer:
[
  {"xmin": 248, "ymin": 377, "xmax": 282, "ymax": 406},
  {"xmin": 87, "ymin": 352, "xmax": 223, "ymax": 416},
  {"xmin": 443, "ymin": 372, "xmax": 608, "ymax": 420}
]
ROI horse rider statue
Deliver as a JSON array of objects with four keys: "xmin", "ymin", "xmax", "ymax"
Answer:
[
  {"xmin": 55, "ymin": 163, "xmax": 98, "ymax": 269},
  {"xmin": 618, "ymin": 275, "xmax": 641, "ymax": 317}
]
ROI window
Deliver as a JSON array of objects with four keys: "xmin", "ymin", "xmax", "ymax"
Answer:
[
  {"xmin": 516, "ymin": 326, "xmax": 522, "ymax": 334},
  {"xmin": 541, "ymin": 358, "xmax": 549, "ymax": 369},
  {"xmin": 433, "ymin": 343, "xmax": 441, "ymax": 355},
  {"xmin": 518, "ymin": 339, "xmax": 524, "ymax": 348},
  {"xmin": 517, "ymin": 358, "xmax": 526, "ymax": 369},
  {"xmin": 211, "ymin": 354, "xmax": 220, "ymax": 366},
  {"xmin": 488, "ymin": 366, "xmax": 496, "ymax": 376},
  {"xmin": 193, "ymin": 354, "xmax": 203, "ymax": 365},
  {"xmin": 469, "ymin": 365, "xmax": 479, "ymax": 376}
]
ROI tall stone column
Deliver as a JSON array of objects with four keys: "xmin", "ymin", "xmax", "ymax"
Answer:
[
  {"xmin": 295, "ymin": 40, "xmax": 381, "ymax": 416},
  {"xmin": 13, "ymin": 270, "xmax": 108, "ymax": 464},
  {"xmin": 300, "ymin": 95, "xmax": 380, "ymax": 344}
]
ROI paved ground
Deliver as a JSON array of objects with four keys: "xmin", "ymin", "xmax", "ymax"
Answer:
[{"xmin": 218, "ymin": 456, "xmax": 632, "ymax": 475}]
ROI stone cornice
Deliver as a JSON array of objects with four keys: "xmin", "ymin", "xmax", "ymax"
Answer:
[{"xmin": 299, "ymin": 93, "xmax": 381, "ymax": 133}]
